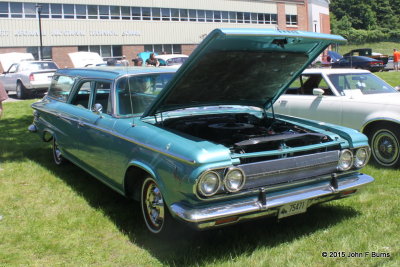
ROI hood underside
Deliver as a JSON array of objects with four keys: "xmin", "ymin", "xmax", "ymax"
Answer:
[{"xmin": 143, "ymin": 28, "xmax": 346, "ymax": 117}]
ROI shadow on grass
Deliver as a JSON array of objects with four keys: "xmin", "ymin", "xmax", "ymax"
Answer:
[
  {"xmin": 4, "ymin": 112, "xmax": 361, "ymax": 266},
  {"xmin": 27, "ymin": 147, "xmax": 361, "ymax": 266}
]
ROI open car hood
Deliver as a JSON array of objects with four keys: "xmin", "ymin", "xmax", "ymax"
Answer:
[{"xmin": 143, "ymin": 28, "xmax": 346, "ymax": 117}]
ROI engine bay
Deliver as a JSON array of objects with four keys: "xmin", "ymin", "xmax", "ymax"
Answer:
[{"xmin": 158, "ymin": 113, "xmax": 332, "ymax": 154}]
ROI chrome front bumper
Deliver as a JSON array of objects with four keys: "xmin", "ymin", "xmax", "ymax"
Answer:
[{"xmin": 170, "ymin": 173, "xmax": 374, "ymax": 230}]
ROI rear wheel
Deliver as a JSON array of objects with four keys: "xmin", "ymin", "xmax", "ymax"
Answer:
[
  {"xmin": 16, "ymin": 81, "xmax": 27, "ymax": 99},
  {"xmin": 369, "ymin": 124, "xmax": 400, "ymax": 167},
  {"xmin": 141, "ymin": 177, "xmax": 173, "ymax": 234},
  {"xmin": 52, "ymin": 138, "xmax": 65, "ymax": 165}
]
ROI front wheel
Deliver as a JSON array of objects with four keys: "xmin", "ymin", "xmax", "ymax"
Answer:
[
  {"xmin": 369, "ymin": 125, "xmax": 400, "ymax": 167},
  {"xmin": 141, "ymin": 177, "xmax": 173, "ymax": 234}
]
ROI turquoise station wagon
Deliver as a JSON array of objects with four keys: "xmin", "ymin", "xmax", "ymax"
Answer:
[{"xmin": 29, "ymin": 29, "xmax": 374, "ymax": 235}]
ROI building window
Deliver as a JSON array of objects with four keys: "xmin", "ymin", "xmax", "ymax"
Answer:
[
  {"xmin": 236, "ymin": 12, "xmax": 244, "ymax": 23},
  {"xmin": 213, "ymin": 11, "xmax": 221, "ymax": 22},
  {"xmin": 229, "ymin": 12, "xmax": 236, "ymax": 23},
  {"xmin": 50, "ymin": 4, "xmax": 62, "ymax": 19},
  {"xmin": 197, "ymin": 10, "xmax": 205, "ymax": 22},
  {"xmin": 0, "ymin": 2, "xmax": 8, "ymax": 18},
  {"xmin": 76, "ymin": 5, "xmax": 86, "ymax": 19},
  {"xmin": 205, "ymin": 10, "xmax": 213, "ymax": 22},
  {"xmin": 27, "ymin": 46, "xmax": 52, "ymax": 60},
  {"xmin": 151, "ymin": 8, "xmax": 160, "ymax": 21},
  {"xmin": 161, "ymin": 8, "xmax": 170, "ymax": 21},
  {"xmin": 131, "ymin": 7, "xmax": 141, "ymax": 20},
  {"xmin": 63, "ymin": 4, "xmax": 74, "ymax": 19},
  {"xmin": 78, "ymin": 45, "xmax": 122, "ymax": 58},
  {"xmin": 87, "ymin": 5, "xmax": 98, "ymax": 19},
  {"xmin": 23, "ymin": 3, "xmax": 35, "ymax": 18},
  {"xmin": 171, "ymin": 8, "xmax": 179, "ymax": 21},
  {"xmin": 142, "ymin": 7, "xmax": 150, "ymax": 20},
  {"xmin": 121, "ymin": 6, "xmax": 130, "ymax": 20},
  {"xmin": 180, "ymin": 9, "xmax": 188, "ymax": 21},
  {"xmin": 221, "ymin": 11, "xmax": 228, "ymax": 23},
  {"xmin": 144, "ymin": 44, "xmax": 182, "ymax": 54},
  {"xmin": 99, "ymin": 5, "xmax": 109, "ymax": 20},
  {"xmin": 0, "ymin": 2, "xmax": 277, "ymax": 26},
  {"xmin": 286, "ymin": 14, "xmax": 297, "ymax": 25},
  {"xmin": 110, "ymin": 6, "xmax": 120, "ymax": 20},
  {"xmin": 10, "ymin": 2, "xmax": 22, "ymax": 18}
]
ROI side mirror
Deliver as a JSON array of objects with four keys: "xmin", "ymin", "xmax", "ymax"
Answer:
[
  {"xmin": 93, "ymin": 103, "xmax": 103, "ymax": 114},
  {"xmin": 313, "ymin": 88, "xmax": 324, "ymax": 97}
]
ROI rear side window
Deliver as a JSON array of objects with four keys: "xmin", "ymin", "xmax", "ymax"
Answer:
[{"xmin": 47, "ymin": 75, "xmax": 75, "ymax": 102}]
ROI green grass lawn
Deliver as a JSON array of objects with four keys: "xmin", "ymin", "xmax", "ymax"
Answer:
[{"xmin": 0, "ymin": 96, "xmax": 399, "ymax": 266}]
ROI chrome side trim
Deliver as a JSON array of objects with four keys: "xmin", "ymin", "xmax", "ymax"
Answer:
[
  {"xmin": 31, "ymin": 107, "xmax": 197, "ymax": 165},
  {"xmin": 170, "ymin": 173, "xmax": 374, "ymax": 229}
]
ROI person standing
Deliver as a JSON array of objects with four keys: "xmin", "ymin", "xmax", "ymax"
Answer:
[
  {"xmin": 120, "ymin": 55, "xmax": 129, "ymax": 66},
  {"xmin": 0, "ymin": 82, "xmax": 8, "ymax": 118},
  {"xmin": 145, "ymin": 53, "xmax": 160, "ymax": 67},
  {"xmin": 393, "ymin": 49, "xmax": 400, "ymax": 71}
]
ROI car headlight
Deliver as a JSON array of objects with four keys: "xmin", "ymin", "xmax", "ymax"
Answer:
[
  {"xmin": 224, "ymin": 168, "xmax": 245, "ymax": 192},
  {"xmin": 354, "ymin": 147, "xmax": 370, "ymax": 168},
  {"xmin": 198, "ymin": 171, "xmax": 221, "ymax": 197},
  {"xmin": 338, "ymin": 149, "xmax": 353, "ymax": 171}
]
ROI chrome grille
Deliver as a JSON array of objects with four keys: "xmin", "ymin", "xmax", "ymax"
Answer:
[{"xmin": 239, "ymin": 150, "xmax": 339, "ymax": 189}]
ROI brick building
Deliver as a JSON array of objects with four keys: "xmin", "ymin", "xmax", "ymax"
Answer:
[{"xmin": 0, "ymin": 0, "xmax": 330, "ymax": 71}]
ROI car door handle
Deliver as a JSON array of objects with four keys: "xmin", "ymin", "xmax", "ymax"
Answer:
[{"xmin": 78, "ymin": 121, "xmax": 85, "ymax": 127}]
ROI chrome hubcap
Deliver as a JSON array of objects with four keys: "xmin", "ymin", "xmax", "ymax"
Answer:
[
  {"xmin": 373, "ymin": 130, "xmax": 399, "ymax": 166},
  {"xmin": 143, "ymin": 180, "xmax": 164, "ymax": 231}
]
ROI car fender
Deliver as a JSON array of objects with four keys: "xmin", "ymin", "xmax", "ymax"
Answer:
[{"xmin": 361, "ymin": 111, "xmax": 400, "ymax": 132}]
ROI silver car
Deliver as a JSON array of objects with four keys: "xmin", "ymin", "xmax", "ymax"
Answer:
[{"xmin": 0, "ymin": 60, "xmax": 59, "ymax": 99}]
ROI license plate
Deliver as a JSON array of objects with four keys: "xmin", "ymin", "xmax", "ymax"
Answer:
[{"xmin": 278, "ymin": 200, "xmax": 308, "ymax": 219}]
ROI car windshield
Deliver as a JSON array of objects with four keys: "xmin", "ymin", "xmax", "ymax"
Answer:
[
  {"xmin": 21, "ymin": 62, "xmax": 58, "ymax": 71},
  {"xmin": 116, "ymin": 73, "xmax": 174, "ymax": 116},
  {"xmin": 328, "ymin": 73, "xmax": 397, "ymax": 95}
]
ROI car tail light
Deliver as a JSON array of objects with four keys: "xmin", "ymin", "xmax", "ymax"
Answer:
[
  {"xmin": 29, "ymin": 73, "xmax": 35, "ymax": 81},
  {"xmin": 369, "ymin": 61, "xmax": 382, "ymax": 66}
]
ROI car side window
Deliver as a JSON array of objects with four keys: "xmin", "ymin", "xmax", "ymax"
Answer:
[
  {"xmin": 70, "ymin": 81, "xmax": 92, "ymax": 109},
  {"xmin": 7, "ymin": 64, "xmax": 18, "ymax": 73},
  {"xmin": 93, "ymin": 81, "xmax": 112, "ymax": 114},
  {"xmin": 286, "ymin": 74, "xmax": 334, "ymax": 96},
  {"xmin": 116, "ymin": 73, "xmax": 174, "ymax": 116},
  {"xmin": 47, "ymin": 75, "xmax": 75, "ymax": 102}
]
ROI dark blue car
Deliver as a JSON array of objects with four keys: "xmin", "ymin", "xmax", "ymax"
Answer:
[{"xmin": 331, "ymin": 56, "xmax": 384, "ymax": 72}]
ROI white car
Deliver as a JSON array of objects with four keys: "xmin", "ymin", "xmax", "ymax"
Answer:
[
  {"xmin": 0, "ymin": 60, "xmax": 59, "ymax": 99},
  {"xmin": 155, "ymin": 54, "xmax": 188, "ymax": 67},
  {"xmin": 273, "ymin": 68, "xmax": 400, "ymax": 167}
]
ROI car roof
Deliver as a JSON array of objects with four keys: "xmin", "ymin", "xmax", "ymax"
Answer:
[
  {"xmin": 54, "ymin": 66, "xmax": 178, "ymax": 79},
  {"xmin": 155, "ymin": 54, "xmax": 189, "ymax": 60},
  {"xmin": 304, "ymin": 68, "xmax": 371, "ymax": 74}
]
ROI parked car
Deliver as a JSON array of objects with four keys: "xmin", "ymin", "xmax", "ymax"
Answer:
[
  {"xmin": 274, "ymin": 68, "xmax": 400, "ymax": 167},
  {"xmin": 0, "ymin": 60, "xmax": 59, "ymax": 99},
  {"xmin": 29, "ymin": 29, "xmax": 374, "ymax": 235},
  {"xmin": 155, "ymin": 54, "xmax": 189, "ymax": 67},
  {"xmin": 343, "ymin": 48, "xmax": 389, "ymax": 64},
  {"xmin": 331, "ymin": 56, "xmax": 385, "ymax": 72},
  {"xmin": 68, "ymin": 52, "xmax": 106, "ymax": 68}
]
